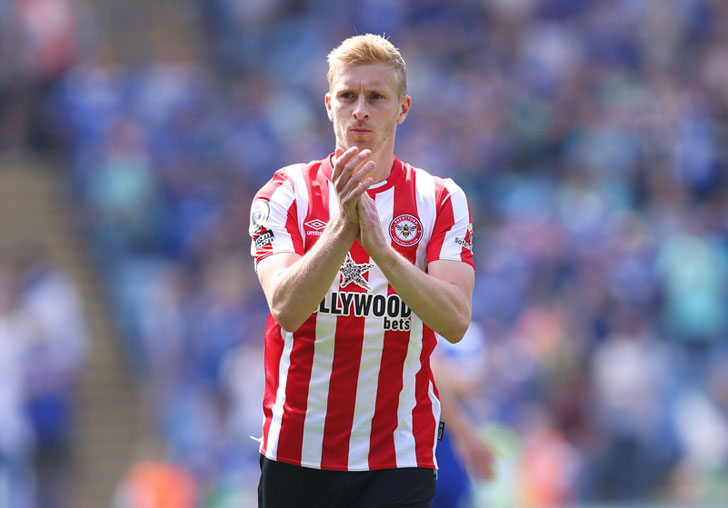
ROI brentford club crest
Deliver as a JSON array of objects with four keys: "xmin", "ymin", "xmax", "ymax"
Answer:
[{"xmin": 389, "ymin": 214, "xmax": 423, "ymax": 247}]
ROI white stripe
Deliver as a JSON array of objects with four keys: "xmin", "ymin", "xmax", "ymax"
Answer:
[
  {"xmin": 300, "ymin": 281, "xmax": 339, "ymax": 468},
  {"xmin": 347, "ymin": 189, "xmax": 395, "ymax": 469},
  {"xmin": 405, "ymin": 169, "xmax": 442, "ymax": 467},
  {"xmin": 264, "ymin": 330, "xmax": 295, "ymax": 460},
  {"xmin": 428, "ymin": 376, "xmax": 441, "ymax": 469},
  {"xmin": 393, "ymin": 315, "xmax": 424, "ymax": 468},
  {"xmin": 347, "ymin": 279, "xmax": 387, "ymax": 469},
  {"xmin": 327, "ymin": 179, "xmax": 340, "ymax": 217},
  {"xmin": 373, "ymin": 188, "xmax": 395, "ymax": 284},
  {"xmin": 287, "ymin": 164, "xmax": 310, "ymax": 240},
  {"xmin": 266, "ymin": 180, "xmax": 297, "ymax": 255},
  {"xmin": 439, "ymin": 179, "xmax": 470, "ymax": 261},
  {"xmin": 413, "ymin": 168, "xmax": 437, "ymax": 270}
]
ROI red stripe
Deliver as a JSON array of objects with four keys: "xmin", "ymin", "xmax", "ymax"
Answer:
[
  {"xmin": 320, "ymin": 318, "xmax": 365, "ymax": 469},
  {"xmin": 275, "ymin": 315, "xmax": 317, "ymax": 465},
  {"xmin": 284, "ymin": 196, "xmax": 304, "ymax": 255},
  {"xmin": 460, "ymin": 208, "xmax": 475, "ymax": 264},
  {"xmin": 308, "ymin": 160, "xmax": 328, "ymax": 217},
  {"xmin": 304, "ymin": 162, "xmax": 329, "ymax": 250},
  {"xmin": 256, "ymin": 169, "xmax": 289, "ymax": 200},
  {"xmin": 390, "ymin": 165, "xmax": 419, "ymax": 264},
  {"xmin": 368, "ymin": 167, "xmax": 422, "ymax": 468},
  {"xmin": 412, "ymin": 327, "xmax": 438, "ymax": 467},
  {"xmin": 262, "ymin": 316, "xmax": 284, "ymax": 454},
  {"xmin": 426, "ymin": 179, "xmax": 454, "ymax": 263},
  {"xmin": 368, "ymin": 309, "xmax": 410, "ymax": 468}
]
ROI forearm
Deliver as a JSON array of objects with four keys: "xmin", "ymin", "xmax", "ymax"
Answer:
[
  {"xmin": 432, "ymin": 354, "xmax": 495, "ymax": 480},
  {"xmin": 260, "ymin": 148, "xmax": 378, "ymax": 331},
  {"xmin": 436, "ymin": 366, "xmax": 468, "ymax": 433},
  {"xmin": 373, "ymin": 249, "xmax": 472, "ymax": 342},
  {"xmin": 262, "ymin": 214, "xmax": 358, "ymax": 331}
]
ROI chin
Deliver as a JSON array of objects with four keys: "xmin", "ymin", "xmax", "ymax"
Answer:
[{"xmin": 348, "ymin": 139, "xmax": 374, "ymax": 151}]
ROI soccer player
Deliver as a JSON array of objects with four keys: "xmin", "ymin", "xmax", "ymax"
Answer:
[{"xmin": 250, "ymin": 33, "xmax": 475, "ymax": 508}]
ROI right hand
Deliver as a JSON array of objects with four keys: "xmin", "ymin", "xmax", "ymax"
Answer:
[{"xmin": 332, "ymin": 146, "xmax": 375, "ymax": 225}]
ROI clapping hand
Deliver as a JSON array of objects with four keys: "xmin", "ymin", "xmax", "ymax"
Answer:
[{"xmin": 332, "ymin": 146, "xmax": 375, "ymax": 226}]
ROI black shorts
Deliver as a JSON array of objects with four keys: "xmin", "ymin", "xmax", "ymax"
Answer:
[{"xmin": 258, "ymin": 455, "xmax": 436, "ymax": 508}]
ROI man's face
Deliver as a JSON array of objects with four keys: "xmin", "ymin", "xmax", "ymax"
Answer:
[{"xmin": 325, "ymin": 63, "xmax": 411, "ymax": 154}]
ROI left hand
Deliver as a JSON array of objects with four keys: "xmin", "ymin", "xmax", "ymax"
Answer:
[
  {"xmin": 452, "ymin": 422, "xmax": 496, "ymax": 481},
  {"xmin": 357, "ymin": 193, "xmax": 390, "ymax": 257}
]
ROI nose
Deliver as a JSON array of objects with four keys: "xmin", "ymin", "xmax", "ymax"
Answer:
[{"xmin": 353, "ymin": 95, "xmax": 369, "ymax": 120}]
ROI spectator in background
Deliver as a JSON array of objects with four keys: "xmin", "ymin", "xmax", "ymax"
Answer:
[
  {"xmin": 87, "ymin": 118, "xmax": 160, "ymax": 258},
  {"xmin": 113, "ymin": 449, "xmax": 199, "ymax": 508},
  {"xmin": 0, "ymin": 0, "xmax": 78, "ymax": 153},
  {"xmin": 590, "ymin": 305, "xmax": 673, "ymax": 500},
  {"xmin": 431, "ymin": 323, "xmax": 494, "ymax": 508},
  {"xmin": 0, "ymin": 256, "xmax": 36, "ymax": 508},
  {"xmin": 0, "ymin": 246, "xmax": 90, "ymax": 508},
  {"xmin": 17, "ymin": 246, "xmax": 89, "ymax": 508}
]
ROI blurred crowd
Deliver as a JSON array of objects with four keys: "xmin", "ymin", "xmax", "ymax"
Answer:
[
  {"xmin": 5, "ymin": 0, "xmax": 728, "ymax": 506},
  {"xmin": 0, "ymin": 247, "xmax": 88, "ymax": 508}
]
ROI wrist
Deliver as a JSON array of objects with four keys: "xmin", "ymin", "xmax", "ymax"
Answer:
[
  {"xmin": 369, "ymin": 242, "xmax": 397, "ymax": 271},
  {"xmin": 331, "ymin": 212, "xmax": 360, "ymax": 237}
]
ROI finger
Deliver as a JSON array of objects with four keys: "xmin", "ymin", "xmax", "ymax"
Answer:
[
  {"xmin": 337, "ymin": 161, "xmax": 376, "ymax": 195},
  {"xmin": 341, "ymin": 183, "xmax": 372, "ymax": 219},
  {"xmin": 355, "ymin": 190, "xmax": 378, "ymax": 227},
  {"xmin": 342, "ymin": 149, "xmax": 372, "ymax": 182},
  {"xmin": 335, "ymin": 150, "xmax": 373, "ymax": 193},
  {"xmin": 344, "ymin": 157, "xmax": 375, "ymax": 186},
  {"xmin": 344, "ymin": 177, "xmax": 374, "ymax": 208},
  {"xmin": 349, "ymin": 149, "xmax": 373, "ymax": 175},
  {"xmin": 469, "ymin": 460, "xmax": 488, "ymax": 480},
  {"xmin": 333, "ymin": 147, "xmax": 345, "ymax": 171},
  {"xmin": 347, "ymin": 160, "xmax": 376, "ymax": 188},
  {"xmin": 332, "ymin": 146, "xmax": 359, "ymax": 182},
  {"xmin": 476, "ymin": 453, "xmax": 495, "ymax": 480}
]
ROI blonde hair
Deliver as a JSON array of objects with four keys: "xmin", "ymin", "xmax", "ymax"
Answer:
[{"xmin": 327, "ymin": 34, "xmax": 407, "ymax": 97}]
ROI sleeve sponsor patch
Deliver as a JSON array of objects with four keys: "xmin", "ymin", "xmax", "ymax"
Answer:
[
  {"xmin": 455, "ymin": 223, "xmax": 474, "ymax": 252},
  {"xmin": 254, "ymin": 230, "xmax": 275, "ymax": 250}
]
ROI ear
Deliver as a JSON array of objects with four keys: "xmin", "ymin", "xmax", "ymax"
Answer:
[
  {"xmin": 396, "ymin": 95, "xmax": 411, "ymax": 125},
  {"xmin": 325, "ymin": 92, "xmax": 334, "ymax": 122}
]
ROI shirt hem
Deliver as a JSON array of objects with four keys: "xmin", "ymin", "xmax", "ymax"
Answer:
[{"xmin": 260, "ymin": 451, "xmax": 435, "ymax": 472}]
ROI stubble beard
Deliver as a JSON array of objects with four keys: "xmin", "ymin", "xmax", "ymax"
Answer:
[{"xmin": 337, "ymin": 127, "xmax": 388, "ymax": 156}]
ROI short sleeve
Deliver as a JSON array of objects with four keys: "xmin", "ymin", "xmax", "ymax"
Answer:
[
  {"xmin": 426, "ymin": 179, "xmax": 474, "ymax": 269},
  {"xmin": 250, "ymin": 170, "xmax": 305, "ymax": 269}
]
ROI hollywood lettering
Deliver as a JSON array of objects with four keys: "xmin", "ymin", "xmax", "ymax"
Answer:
[{"xmin": 319, "ymin": 292, "xmax": 413, "ymax": 331}]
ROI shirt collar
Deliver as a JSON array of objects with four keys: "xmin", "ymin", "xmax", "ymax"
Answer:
[{"xmin": 321, "ymin": 153, "xmax": 403, "ymax": 195}]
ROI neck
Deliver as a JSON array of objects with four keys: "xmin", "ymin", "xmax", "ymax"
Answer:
[
  {"xmin": 337, "ymin": 138, "xmax": 396, "ymax": 184},
  {"xmin": 370, "ymin": 150, "xmax": 395, "ymax": 184}
]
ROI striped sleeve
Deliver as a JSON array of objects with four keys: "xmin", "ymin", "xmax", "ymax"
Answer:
[
  {"xmin": 250, "ymin": 167, "xmax": 305, "ymax": 269},
  {"xmin": 426, "ymin": 178, "xmax": 474, "ymax": 268}
]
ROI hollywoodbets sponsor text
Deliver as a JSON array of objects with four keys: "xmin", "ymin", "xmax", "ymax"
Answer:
[{"xmin": 319, "ymin": 292, "xmax": 413, "ymax": 331}]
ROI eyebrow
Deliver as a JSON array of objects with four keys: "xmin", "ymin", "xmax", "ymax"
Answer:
[{"xmin": 336, "ymin": 83, "xmax": 390, "ymax": 94}]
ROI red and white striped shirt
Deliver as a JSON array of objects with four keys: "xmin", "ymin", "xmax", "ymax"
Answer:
[{"xmin": 249, "ymin": 154, "xmax": 474, "ymax": 471}]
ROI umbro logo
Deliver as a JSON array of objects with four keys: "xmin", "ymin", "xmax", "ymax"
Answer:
[
  {"xmin": 305, "ymin": 218, "xmax": 327, "ymax": 236},
  {"xmin": 305, "ymin": 219, "xmax": 327, "ymax": 230}
]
